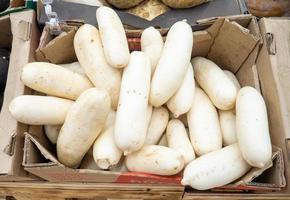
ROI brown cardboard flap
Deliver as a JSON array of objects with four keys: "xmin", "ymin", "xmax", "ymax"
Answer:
[
  {"xmin": 36, "ymin": 26, "xmax": 78, "ymax": 64},
  {"xmin": 208, "ymin": 19, "xmax": 259, "ymax": 73},
  {"xmin": 235, "ymin": 146, "xmax": 285, "ymax": 188}
]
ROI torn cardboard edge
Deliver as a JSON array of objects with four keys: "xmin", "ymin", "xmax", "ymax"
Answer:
[
  {"xmin": 23, "ymin": 132, "xmax": 285, "ymax": 190},
  {"xmin": 36, "ymin": 15, "xmax": 258, "ymax": 74}
]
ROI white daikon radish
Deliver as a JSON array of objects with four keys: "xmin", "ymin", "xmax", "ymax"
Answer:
[
  {"xmin": 150, "ymin": 21, "xmax": 193, "ymax": 107},
  {"xmin": 187, "ymin": 87, "xmax": 222, "ymax": 156},
  {"xmin": 158, "ymin": 134, "xmax": 168, "ymax": 146},
  {"xmin": 219, "ymin": 70, "xmax": 241, "ymax": 146},
  {"xmin": 192, "ymin": 57, "xmax": 237, "ymax": 110},
  {"xmin": 236, "ymin": 87, "xmax": 272, "ymax": 168},
  {"xmin": 103, "ymin": 110, "xmax": 116, "ymax": 131},
  {"xmin": 147, "ymin": 105, "xmax": 153, "ymax": 127},
  {"xmin": 74, "ymin": 24, "xmax": 121, "ymax": 109},
  {"xmin": 145, "ymin": 107, "xmax": 169, "ymax": 145},
  {"xmin": 96, "ymin": 7, "xmax": 130, "ymax": 68},
  {"xmin": 57, "ymin": 88, "xmax": 111, "ymax": 168},
  {"xmin": 223, "ymin": 70, "xmax": 241, "ymax": 91},
  {"xmin": 59, "ymin": 62, "xmax": 86, "ymax": 76},
  {"xmin": 219, "ymin": 109, "xmax": 237, "ymax": 146},
  {"xmin": 114, "ymin": 51, "xmax": 151, "ymax": 155},
  {"xmin": 125, "ymin": 145, "xmax": 184, "ymax": 175},
  {"xmin": 141, "ymin": 27, "xmax": 164, "ymax": 76},
  {"xmin": 181, "ymin": 143, "xmax": 251, "ymax": 190},
  {"xmin": 166, "ymin": 119, "xmax": 195, "ymax": 165},
  {"xmin": 21, "ymin": 62, "xmax": 93, "ymax": 100},
  {"xmin": 9, "ymin": 95, "xmax": 73, "ymax": 125},
  {"xmin": 167, "ymin": 64, "xmax": 195, "ymax": 117},
  {"xmin": 44, "ymin": 125, "xmax": 61, "ymax": 144},
  {"xmin": 93, "ymin": 126, "xmax": 122, "ymax": 169}
]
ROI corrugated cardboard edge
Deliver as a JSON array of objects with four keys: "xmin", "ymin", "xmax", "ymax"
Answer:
[
  {"xmin": 0, "ymin": 9, "xmax": 40, "ymax": 181},
  {"xmin": 257, "ymin": 17, "xmax": 290, "ymax": 192},
  {"xmin": 207, "ymin": 18, "xmax": 259, "ymax": 73},
  {"xmin": 23, "ymin": 133, "xmax": 182, "ymax": 184},
  {"xmin": 23, "ymin": 133, "xmax": 284, "ymax": 190}
]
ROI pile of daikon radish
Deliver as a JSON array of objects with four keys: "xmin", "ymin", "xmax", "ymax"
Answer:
[{"xmin": 8, "ymin": 6, "xmax": 272, "ymax": 190}]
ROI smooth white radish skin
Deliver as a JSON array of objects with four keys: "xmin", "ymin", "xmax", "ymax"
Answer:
[
  {"xmin": 223, "ymin": 70, "xmax": 241, "ymax": 91},
  {"xmin": 44, "ymin": 125, "xmax": 61, "ymax": 144},
  {"xmin": 125, "ymin": 145, "xmax": 184, "ymax": 176},
  {"xmin": 141, "ymin": 27, "xmax": 164, "ymax": 76},
  {"xmin": 145, "ymin": 107, "xmax": 169, "ymax": 145},
  {"xmin": 219, "ymin": 70, "xmax": 241, "ymax": 146},
  {"xmin": 236, "ymin": 87, "xmax": 272, "ymax": 168},
  {"xmin": 93, "ymin": 126, "xmax": 122, "ymax": 169},
  {"xmin": 103, "ymin": 110, "xmax": 116, "ymax": 131},
  {"xmin": 57, "ymin": 88, "xmax": 111, "ymax": 168},
  {"xmin": 167, "ymin": 64, "xmax": 195, "ymax": 117},
  {"xmin": 219, "ymin": 109, "xmax": 237, "ymax": 146},
  {"xmin": 158, "ymin": 134, "xmax": 168, "ymax": 146},
  {"xmin": 166, "ymin": 119, "xmax": 195, "ymax": 165},
  {"xmin": 150, "ymin": 21, "xmax": 193, "ymax": 107},
  {"xmin": 59, "ymin": 62, "xmax": 86, "ymax": 76},
  {"xmin": 181, "ymin": 143, "xmax": 251, "ymax": 190},
  {"xmin": 96, "ymin": 7, "xmax": 130, "ymax": 68},
  {"xmin": 114, "ymin": 52, "xmax": 151, "ymax": 155},
  {"xmin": 147, "ymin": 105, "xmax": 153, "ymax": 127},
  {"xmin": 21, "ymin": 62, "xmax": 93, "ymax": 100},
  {"xmin": 192, "ymin": 57, "xmax": 238, "ymax": 110},
  {"xmin": 187, "ymin": 87, "xmax": 222, "ymax": 156},
  {"xmin": 74, "ymin": 24, "xmax": 121, "ymax": 109},
  {"xmin": 9, "ymin": 95, "xmax": 73, "ymax": 125}
]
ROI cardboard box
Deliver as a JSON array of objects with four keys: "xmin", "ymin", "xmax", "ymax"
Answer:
[
  {"xmin": 0, "ymin": 10, "xmax": 40, "ymax": 181},
  {"xmin": 184, "ymin": 16, "xmax": 290, "ymax": 198},
  {"xmin": 255, "ymin": 17, "xmax": 290, "ymax": 193},
  {"xmin": 21, "ymin": 15, "xmax": 285, "ymax": 191}
]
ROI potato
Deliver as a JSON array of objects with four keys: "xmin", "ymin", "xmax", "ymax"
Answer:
[
  {"xmin": 127, "ymin": 0, "xmax": 170, "ymax": 21},
  {"xmin": 106, "ymin": 0, "xmax": 145, "ymax": 9},
  {"xmin": 161, "ymin": 0, "xmax": 208, "ymax": 8}
]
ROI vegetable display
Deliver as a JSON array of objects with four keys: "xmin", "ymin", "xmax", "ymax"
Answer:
[{"xmin": 8, "ymin": 6, "xmax": 272, "ymax": 190}]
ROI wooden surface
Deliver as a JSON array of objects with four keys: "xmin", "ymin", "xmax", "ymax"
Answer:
[
  {"xmin": 0, "ymin": 182, "xmax": 184, "ymax": 200},
  {"xmin": 0, "ymin": 182, "xmax": 290, "ymax": 200}
]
